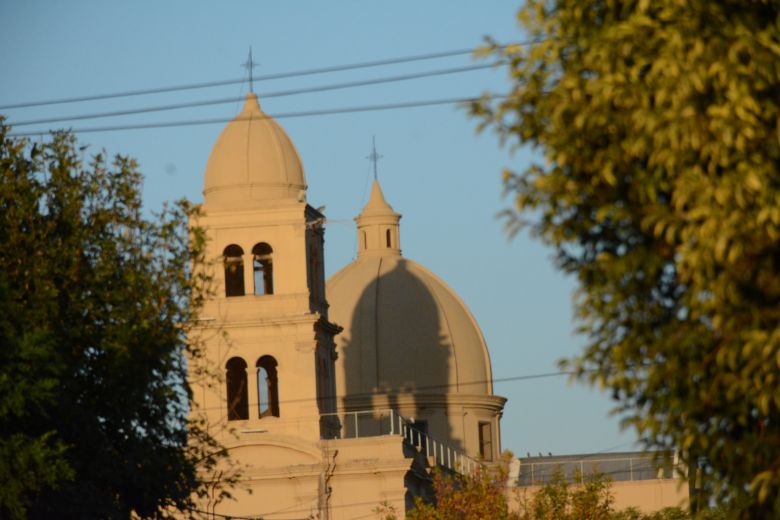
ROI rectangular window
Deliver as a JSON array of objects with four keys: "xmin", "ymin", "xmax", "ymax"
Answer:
[{"xmin": 478, "ymin": 422, "xmax": 493, "ymax": 461}]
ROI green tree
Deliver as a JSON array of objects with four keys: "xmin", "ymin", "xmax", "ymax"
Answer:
[
  {"xmin": 517, "ymin": 471, "xmax": 614, "ymax": 520},
  {"xmin": 472, "ymin": 1, "xmax": 780, "ymax": 516},
  {"xmin": 0, "ymin": 122, "xmax": 227, "ymax": 518},
  {"xmin": 406, "ymin": 462, "xmax": 517, "ymax": 520},
  {"xmin": 520, "ymin": 473, "xmax": 700, "ymax": 520},
  {"xmin": 396, "ymin": 460, "xmax": 693, "ymax": 520}
]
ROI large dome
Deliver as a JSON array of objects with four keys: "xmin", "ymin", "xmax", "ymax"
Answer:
[
  {"xmin": 327, "ymin": 181, "xmax": 496, "ymax": 408},
  {"xmin": 329, "ymin": 180, "xmax": 504, "ymax": 458},
  {"xmin": 327, "ymin": 254, "xmax": 494, "ymax": 399},
  {"xmin": 203, "ymin": 93, "xmax": 306, "ymax": 209}
]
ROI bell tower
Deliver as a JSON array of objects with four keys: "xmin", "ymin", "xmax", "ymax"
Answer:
[
  {"xmin": 192, "ymin": 92, "xmax": 339, "ymax": 446},
  {"xmin": 189, "ymin": 82, "xmax": 418, "ymax": 520}
]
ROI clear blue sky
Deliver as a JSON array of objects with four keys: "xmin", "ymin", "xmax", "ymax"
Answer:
[{"xmin": 1, "ymin": 0, "xmax": 638, "ymax": 456}]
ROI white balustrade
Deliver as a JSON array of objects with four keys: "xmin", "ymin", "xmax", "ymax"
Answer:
[{"xmin": 319, "ymin": 408, "xmax": 481, "ymax": 475}]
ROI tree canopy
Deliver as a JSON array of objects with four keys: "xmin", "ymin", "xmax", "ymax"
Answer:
[
  {"xmin": 472, "ymin": 0, "xmax": 780, "ymax": 516},
  {"xmin": 517, "ymin": 471, "xmax": 695, "ymax": 520},
  {"xmin": 406, "ymin": 464, "xmax": 514, "ymax": 520},
  {"xmin": 397, "ymin": 459, "xmax": 703, "ymax": 520},
  {"xmin": 0, "ymin": 123, "xmax": 225, "ymax": 518}
]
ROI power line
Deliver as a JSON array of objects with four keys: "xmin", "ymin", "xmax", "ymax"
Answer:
[
  {"xmin": 0, "ymin": 43, "xmax": 536, "ymax": 111},
  {"xmin": 6, "ymin": 62, "xmax": 499, "ymax": 128},
  {"xmin": 7, "ymin": 95, "xmax": 502, "ymax": 137},
  {"xmin": 188, "ymin": 507, "xmax": 310, "ymax": 520},
  {"xmin": 188, "ymin": 509, "xmax": 261, "ymax": 520},
  {"xmin": 260, "ymin": 498, "xmax": 392, "ymax": 518},
  {"xmin": 188, "ymin": 366, "xmax": 579, "ymax": 414},
  {"xmin": 188, "ymin": 360, "xmax": 646, "ymax": 415},
  {"xmin": 255, "ymin": 495, "xmax": 321, "ymax": 519}
]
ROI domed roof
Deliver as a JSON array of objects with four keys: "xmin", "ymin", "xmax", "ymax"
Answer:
[
  {"xmin": 328, "ymin": 254, "xmax": 494, "ymax": 398},
  {"xmin": 327, "ymin": 179, "xmax": 496, "ymax": 402},
  {"xmin": 203, "ymin": 93, "xmax": 306, "ymax": 209}
]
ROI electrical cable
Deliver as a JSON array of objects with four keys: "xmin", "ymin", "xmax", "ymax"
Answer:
[
  {"xmin": 255, "ymin": 498, "xmax": 406, "ymax": 518},
  {"xmin": 186, "ymin": 366, "xmax": 583, "ymax": 415},
  {"xmin": 254, "ymin": 495, "xmax": 321, "ymax": 519},
  {"xmin": 187, "ymin": 507, "xmax": 312, "ymax": 520},
  {"xmin": 7, "ymin": 94, "xmax": 503, "ymax": 137},
  {"xmin": 187, "ymin": 509, "xmax": 261, "ymax": 519},
  {"xmin": 6, "ymin": 62, "xmax": 500, "ymax": 128},
  {"xmin": 0, "ymin": 42, "xmax": 539, "ymax": 110}
]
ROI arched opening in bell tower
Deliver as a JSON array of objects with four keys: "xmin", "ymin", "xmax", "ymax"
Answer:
[
  {"xmin": 256, "ymin": 355, "xmax": 280, "ymax": 418},
  {"xmin": 252, "ymin": 242, "xmax": 274, "ymax": 295},
  {"xmin": 225, "ymin": 357, "xmax": 249, "ymax": 420},
  {"xmin": 223, "ymin": 244, "xmax": 245, "ymax": 297}
]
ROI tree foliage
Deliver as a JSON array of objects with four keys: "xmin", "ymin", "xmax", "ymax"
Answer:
[
  {"xmin": 516, "ymin": 471, "xmax": 727, "ymax": 520},
  {"xmin": 399, "ymin": 461, "xmax": 697, "ymax": 520},
  {"xmin": 517, "ymin": 471, "xmax": 614, "ymax": 520},
  {"xmin": 0, "ymin": 123, "xmax": 226, "ymax": 518},
  {"xmin": 472, "ymin": 0, "xmax": 780, "ymax": 516},
  {"xmin": 405, "ymin": 463, "xmax": 516, "ymax": 520}
]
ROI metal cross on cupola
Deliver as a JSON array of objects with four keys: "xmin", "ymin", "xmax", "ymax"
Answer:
[
  {"xmin": 242, "ymin": 47, "xmax": 260, "ymax": 93},
  {"xmin": 366, "ymin": 136, "xmax": 383, "ymax": 181}
]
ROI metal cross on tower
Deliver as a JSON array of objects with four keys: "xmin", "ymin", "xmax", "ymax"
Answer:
[
  {"xmin": 366, "ymin": 136, "xmax": 383, "ymax": 181},
  {"xmin": 242, "ymin": 47, "xmax": 259, "ymax": 93}
]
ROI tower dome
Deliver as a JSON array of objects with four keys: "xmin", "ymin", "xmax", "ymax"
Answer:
[
  {"xmin": 203, "ymin": 93, "xmax": 306, "ymax": 209},
  {"xmin": 327, "ymin": 180, "xmax": 503, "ymax": 404},
  {"xmin": 327, "ymin": 179, "xmax": 505, "ymax": 457}
]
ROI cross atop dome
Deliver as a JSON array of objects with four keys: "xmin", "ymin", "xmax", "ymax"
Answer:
[
  {"xmin": 366, "ymin": 136, "xmax": 383, "ymax": 181},
  {"xmin": 242, "ymin": 47, "xmax": 260, "ymax": 93}
]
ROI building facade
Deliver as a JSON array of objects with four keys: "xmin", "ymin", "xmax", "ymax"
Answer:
[
  {"xmin": 189, "ymin": 92, "xmax": 505, "ymax": 519},
  {"xmin": 327, "ymin": 180, "xmax": 506, "ymax": 462}
]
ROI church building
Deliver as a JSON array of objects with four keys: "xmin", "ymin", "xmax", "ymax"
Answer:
[{"xmin": 189, "ymin": 91, "xmax": 506, "ymax": 519}]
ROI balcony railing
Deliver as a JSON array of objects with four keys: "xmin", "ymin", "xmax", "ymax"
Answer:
[
  {"xmin": 515, "ymin": 454, "xmax": 678, "ymax": 486},
  {"xmin": 320, "ymin": 408, "xmax": 481, "ymax": 475}
]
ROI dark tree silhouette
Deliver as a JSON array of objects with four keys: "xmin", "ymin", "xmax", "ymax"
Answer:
[{"xmin": 0, "ymin": 122, "xmax": 229, "ymax": 519}]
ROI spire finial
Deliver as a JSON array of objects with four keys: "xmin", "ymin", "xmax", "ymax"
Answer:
[
  {"xmin": 366, "ymin": 136, "xmax": 383, "ymax": 181},
  {"xmin": 242, "ymin": 47, "xmax": 259, "ymax": 93}
]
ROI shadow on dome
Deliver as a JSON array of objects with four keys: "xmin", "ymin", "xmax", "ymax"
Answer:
[{"xmin": 339, "ymin": 258, "xmax": 456, "ymax": 452}]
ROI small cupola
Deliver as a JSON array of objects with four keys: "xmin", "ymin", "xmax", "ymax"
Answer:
[{"xmin": 355, "ymin": 180, "xmax": 401, "ymax": 257}]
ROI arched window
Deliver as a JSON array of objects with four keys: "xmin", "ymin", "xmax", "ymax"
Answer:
[
  {"xmin": 252, "ymin": 243, "xmax": 274, "ymax": 295},
  {"xmin": 223, "ymin": 245, "xmax": 245, "ymax": 297},
  {"xmin": 386, "ymin": 229, "xmax": 391, "ymax": 248},
  {"xmin": 225, "ymin": 357, "xmax": 249, "ymax": 420},
  {"xmin": 256, "ymin": 355, "xmax": 280, "ymax": 418}
]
